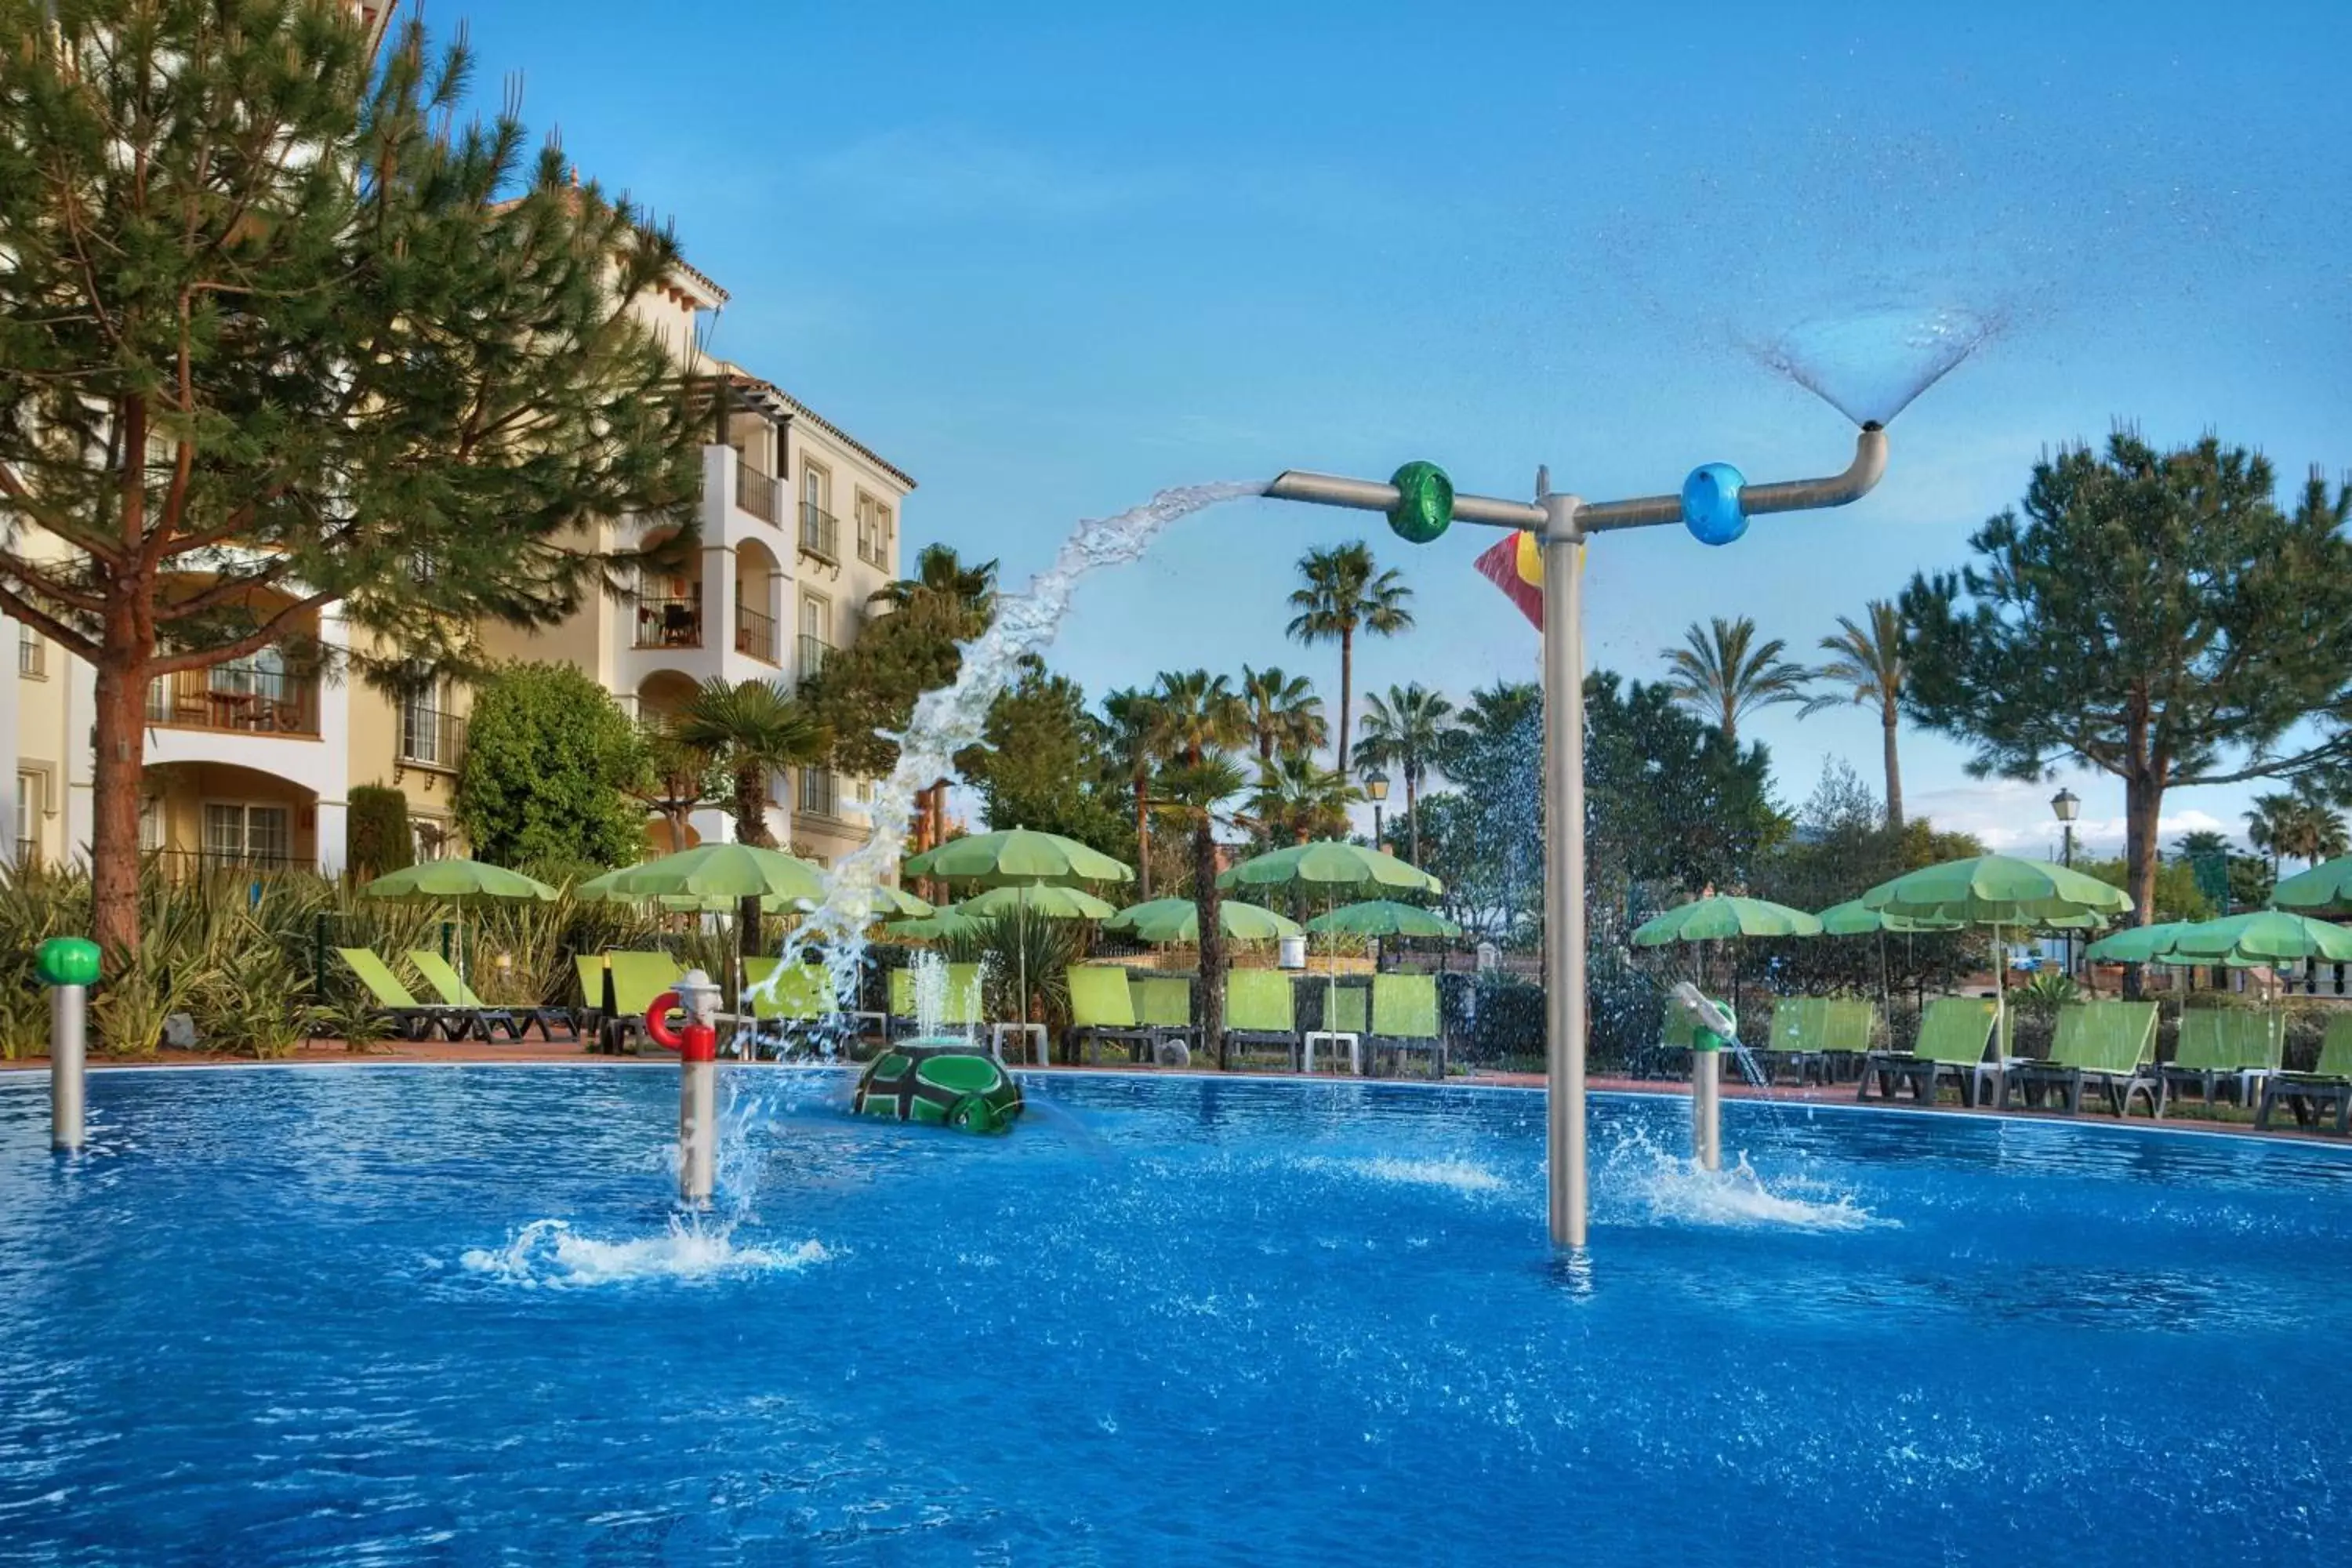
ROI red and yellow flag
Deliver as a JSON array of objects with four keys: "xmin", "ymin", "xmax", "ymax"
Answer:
[{"xmin": 1475, "ymin": 530, "xmax": 1570, "ymax": 630}]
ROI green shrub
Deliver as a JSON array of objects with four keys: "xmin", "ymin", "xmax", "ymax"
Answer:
[
  {"xmin": 456, "ymin": 662, "xmax": 647, "ymax": 869},
  {"xmin": 347, "ymin": 786, "xmax": 413, "ymax": 881}
]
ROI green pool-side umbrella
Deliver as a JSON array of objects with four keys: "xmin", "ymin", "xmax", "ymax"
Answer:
[
  {"xmin": 884, "ymin": 904, "xmax": 988, "ymax": 941},
  {"xmin": 1218, "ymin": 839, "xmax": 1443, "ymax": 898},
  {"xmin": 903, "ymin": 828, "xmax": 1133, "ymax": 887},
  {"xmin": 2150, "ymin": 910, "xmax": 2352, "ymax": 967},
  {"xmin": 582, "ymin": 843, "xmax": 828, "ymax": 906},
  {"xmin": 957, "ymin": 882, "xmax": 1118, "ymax": 921},
  {"xmin": 1105, "ymin": 897, "xmax": 1302, "ymax": 943},
  {"xmin": 1632, "ymin": 895, "xmax": 1822, "ymax": 946},
  {"xmin": 361, "ymin": 858, "xmax": 557, "ymax": 903},
  {"xmin": 868, "ymin": 884, "xmax": 936, "ymax": 919},
  {"xmin": 2270, "ymin": 855, "xmax": 2352, "ymax": 917},
  {"xmin": 2082, "ymin": 920, "xmax": 2194, "ymax": 964},
  {"xmin": 1304, "ymin": 900, "xmax": 1465, "ymax": 939},
  {"xmin": 1817, "ymin": 898, "xmax": 1960, "ymax": 936}
]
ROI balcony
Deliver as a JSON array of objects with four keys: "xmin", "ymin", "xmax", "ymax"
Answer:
[
  {"xmin": 735, "ymin": 463, "xmax": 780, "ymax": 525},
  {"xmin": 798, "ymin": 502, "xmax": 840, "ymax": 564},
  {"xmin": 145, "ymin": 668, "xmax": 320, "ymax": 737},
  {"xmin": 631, "ymin": 593, "xmax": 703, "ymax": 650},
  {"xmin": 797, "ymin": 633, "xmax": 833, "ymax": 691},
  {"xmin": 735, "ymin": 602, "xmax": 779, "ymax": 664},
  {"xmin": 397, "ymin": 705, "xmax": 467, "ymax": 771}
]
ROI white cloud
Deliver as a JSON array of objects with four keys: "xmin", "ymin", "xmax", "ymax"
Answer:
[{"xmin": 1906, "ymin": 776, "xmax": 2239, "ymax": 858}]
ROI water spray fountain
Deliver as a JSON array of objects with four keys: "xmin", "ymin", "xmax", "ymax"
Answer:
[
  {"xmin": 1666, "ymin": 982, "xmax": 1737, "ymax": 1173},
  {"xmin": 644, "ymin": 969, "xmax": 723, "ymax": 1203},
  {"xmin": 36, "ymin": 936, "xmax": 98, "ymax": 1154},
  {"xmin": 1265, "ymin": 423, "xmax": 1887, "ymax": 1249}
]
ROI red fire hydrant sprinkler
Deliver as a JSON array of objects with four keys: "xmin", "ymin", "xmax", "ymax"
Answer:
[{"xmin": 645, "ymin": 968, "xmax": 723, "ymax": 1203}]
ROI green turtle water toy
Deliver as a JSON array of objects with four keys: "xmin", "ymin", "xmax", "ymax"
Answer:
[{"xmin": 853, "ymin": 1038, "xmax": 1024, "ymax": 1134}]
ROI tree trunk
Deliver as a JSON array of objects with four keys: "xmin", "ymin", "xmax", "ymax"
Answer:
[
  {"xmin": 2121, "ymin": 770, "xmax": 2165, "ymax": 1000},
  {"xmin": 1193, "ymin": 816, "xmax": 1226, "ymax": 1068},
  {"xmin": 91, "ymin": 657, "xmax": 150, "ymax": 957},
  {"xmin": 1133, "ymin": 775, "xmax": 1152, "ymax": 899},
  {"xmin": 1880, "ymin": 704, "xmax": 1904, "ymax": 829},
  {"xmin": 735, "ymin": 765, "xmax": 770, "ymax": 956},
  {"xmin": 1336, "ymin": 626, "xmax": 1354, "ymax": 780},
  {"xmin": 1406, "ymin": 765, "xmax": 1421, "ymax": 867}
]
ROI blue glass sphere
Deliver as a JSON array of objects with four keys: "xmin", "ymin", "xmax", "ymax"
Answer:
[{"xmin": 1681, "ymin": 462, "xmax": 1748, "ymax": 546}]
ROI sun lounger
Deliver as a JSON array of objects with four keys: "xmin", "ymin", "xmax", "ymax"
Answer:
[
  {"xmin": 2001, "ymin": 1000, "xmax": 2159, "ymax": 1116},
  {"xmin": 1302, "ymin": 982, "xmax": 1370, "ymax": 1073},
  {"xmin": 1133, "ymin": 975, "xmax": 1197, "ymax": 1064},
  {"xmin": 2255, "ymin": 1012, "xmax": 2352, "ymax": 1134},
  {"xmin": 572, "ymin": 953, "xmax": 609, "ymax": 1033},
  {"xmin": 887, "ymin": 962, "xmax": 985, "ymax": 1040},
  {"xmin": 335, "ymin": 948, "xmax": 462, "ymax": 1041},
  {"xmin": 2155, "ymin": 1007, "xmax": 2281, "ymax": 1116},
  {"xmin": 1760, "ymin": 998, "xmax": 1839, "ymax": 1086},
  {"xmin": 408, "ymin": 949, "xmax": 575, "ymax": 1042},
  {"xmin": 735, "ymin": 956, "xmax": 837, "ymax": 1057},
  {"xmin": 1860, "ymin": 996, "xmax": 1997, "ymax": 1107},
  {"xmin": 601, "ymin": 950, "xmax": 687, "ymax": 1053},
  {"xmin": 1068, "ymin": 965, "xmax": 1160, "ymax": 1064},
  {"xmin": 1224, "ymin": 969, "xmax": 1300, "ymax": 1068},
  {"xmin": 1367, "ymin": 974, "xmax": 1446, "ymax": 1080}
]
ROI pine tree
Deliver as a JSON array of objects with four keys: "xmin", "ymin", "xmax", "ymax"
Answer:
[{"xmin": 0, "ymin": 2, "xmax": 703, "ymax": 952}]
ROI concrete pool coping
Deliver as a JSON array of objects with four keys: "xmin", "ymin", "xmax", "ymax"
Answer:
[{"xmin": 6, "ymin": 1039, "xmax": 2350, "ymax": 1152}]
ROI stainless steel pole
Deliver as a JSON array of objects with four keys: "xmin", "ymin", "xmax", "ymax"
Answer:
[
  {"xmin": 1692, "ymin": 1048, "xmax": 1721, "ymax": 1172},
  {"xmin": 51, "ymin": 983, "xmax": 85, "ymax": 1152},
  {"xmin": 681, "ymin": 1059, "xmax": 717, "ymax": 1203},
  {"xmin": 1541, "ymin": 495, "xmax": 1587, "ymax": 1249}
]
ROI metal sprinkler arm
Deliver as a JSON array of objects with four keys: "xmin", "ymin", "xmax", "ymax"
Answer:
[
  {"xmin": 1264, "ymin": 471, "xmax": 1544, "ymax": 530},
  {"xmin": 1577, "ymin": 424, "xmax": 1889, "ymax": 533}
]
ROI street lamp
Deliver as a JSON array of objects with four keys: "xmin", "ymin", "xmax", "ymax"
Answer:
[
  {"xmin": 1266, "ymin": 425, "xmax": 1888, "ymax": 1249},
  {"xmin": 1363, "ymin": 768, "xmax": 1390, "ymax": 851},
  {"xmin": 2052, "ymin": 786, "xmax": 2081, "ymax": 978}
]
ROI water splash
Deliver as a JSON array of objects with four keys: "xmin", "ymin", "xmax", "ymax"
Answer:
[
  {"xmin": 1596, "ymin": 1125, "xmax": 1884, "ymax": 1233},
  {"xmin": 752, "ymin": 481, "xmax": 1264, "ymax": 1034},
  {"xmin": 458, "ymin": 1218, "xmax": 832, "ymax": 1288},
  {"xmin": 1744, "ymin": 304, "xmax": 2000, "ymax": 426}
]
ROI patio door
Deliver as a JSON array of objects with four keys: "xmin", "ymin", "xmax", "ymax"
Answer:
[{"xmin": 203, "ymin": 803, "xmax": 292, "ymax": 868}]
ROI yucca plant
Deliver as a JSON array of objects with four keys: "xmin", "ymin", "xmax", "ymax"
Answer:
[
  {"xmin": 941, "ymin": 911, "xmax": 1084, "ymax": 1034},
  {"xmin": 194, "ymin": 919, "xmax": 323, "ymax": 1058}
]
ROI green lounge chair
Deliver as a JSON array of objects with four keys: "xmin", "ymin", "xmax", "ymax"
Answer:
[
  {"xmin": 886, "ymin": 963, "xmax": 984, "ymax": 1039},
  {"xmin": 408, "ymin": 949, "xmax": 575, "ymax": 1042},
  {"xmin": 1817, "ymin": 997, "xmax": 1880, "ymax": 1082},
  {"xmin": 1368, "ymin": 973, "xmax": 1445, "ymax": 1080},
  {"xmin": 1305, "ymin": 982, "xmax": 1370, "ymax": 1074},
  {"xmin": 572, "ymin": 953, "xmax": 610, "ymax": 1033},
  {"xmin": 1225, "ymin": 969, "xmax": 1300, "ymax": 1068},
  {"xmin": 1133, "ymin": 975, "xmax": 1197, "ymax": 1064},
  {"xmin": 1068, "ymin": 965, "xmax": 1159, "ymax": 1064},
  {"xmin": 2156, "ymin": 1007, "xmax": 2281, "ymax": 1116},
  {"xmin": 738, "ymin": 957, "xmax": 836, "ymax": 1057},
  {"xmin": 2001, "ymin": 1000, "xmax": 2159, "ymax": 1116},
  {"xmin": 1860, "ymin": 997, "xmax": 1997, "ymax": 1107},
  {"xmin": 601, "ymin": 950, "xmax": 687, "ymax": 1053},
  {"xmin": 2256, "ymin": 1012, "xmax": 2352, "ymax": 1134},
  {"xmin": 1760, "ymin": 998, "xmax": 1832, "ymax": 1087},
  {"xmin": 335, "ymin": 948, "xmax": 460, "ymax": 1041}
]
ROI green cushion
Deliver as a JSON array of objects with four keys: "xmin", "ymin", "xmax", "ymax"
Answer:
[
  {"xmin": 2315, "ymin": 1012, "xmax": 2352, "ymax": 1079},
  {"xmin": 889, "ymin": 967, "xmax": 914, "ymax": 1018},
  {"xmin": 604, "ymin": 951, "xmax": 685, "ymax": 1017},
  {"xmin": 2051, "ymin": 1001, "xmax": 2157, "ymax": 1073},
  {"xmin": 1067, "ymin": 966, "xmax": 1140, "ymax": 1029},
  {"xmin": 1820, "ymin": 999, "xmax": 1879, "ymax": 1053},
  {"xmin": 1914, "ymin": 997, "xmax": 1997, "ymax": 1065},
  {"xmin": 1371, "ymin": 975, "xmax": 1439, "ymax": 1039},
  {"xmin": 2174, "ymin": 1009, "xmax": 2231, "ymax": 1071},
  {"xmin": 1226, "ymin": 970, "xmax": 1296, "ymax": 1033},
  {"xmin": 1134, "ymin": 975, "xmax": 1192, "ymax": 1028},
  {"xmin": 407, "ymin": 949, "xmax": 486, "ymax": 1009},
  {"xmin": 338, "ymin": 947, "xmax": 423, "ymax": 1011},
  {"xmin": 742, "ymin": 959, "xmax": 829, "ymax": 1021},
  {"xmin": 573, "ymin": 954, "xmax": 608, "ymax": 1013}
]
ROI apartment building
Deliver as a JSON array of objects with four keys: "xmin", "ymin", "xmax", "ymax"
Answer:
[{"xmin": 4, "ymin": 250, "xmax": 914, "ymax": 876}]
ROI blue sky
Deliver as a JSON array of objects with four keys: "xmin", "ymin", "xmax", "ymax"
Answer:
[{"xmin": 463, "ymin": 1, "xmax": 2352, "ymax": 857}]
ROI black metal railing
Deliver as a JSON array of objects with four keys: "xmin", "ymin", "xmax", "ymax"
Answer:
[
  {"xmin": 145, "ymin": 668, "xmax": 321, "ymax": 736},
  {"xmin": 398, "ymin": 706, "xmax": 466, "ymax": 770},
  {"xmin": 150, "ymin": 847, "xmax": 314, "ymax": 880},
  {"xmin": 735, "ymin": 603, "xmax": 779, "ymax": 663},
  {"xmin": 797, "ymin": 767, "xmax": 837, "ymax": 818},
  {"xmin": 735, "ymin": 463, "xmax": 780, "ymax": 524},
  {"xmin": 630, "ymin": 593, "xmax": 703, "ymax": 649},
  {"xmin": 798, "ymin": 503, "xmax": 839, "ymax": 563},
  {"xmin": 857, "ymin": 528, "xmax": 890, "ymax": 568},
  {"xmin": 797, "ymin": 633, "xmax": 833, "ymax": 690}
]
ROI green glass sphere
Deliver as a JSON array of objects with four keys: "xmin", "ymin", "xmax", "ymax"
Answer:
[
  {"xmin": 36, "ymin": 936, "xmax": 101, "ymax": 988},
  {"xmin": 1386, "ymin": 461, "xmax": 1453, "ymax": 544}
]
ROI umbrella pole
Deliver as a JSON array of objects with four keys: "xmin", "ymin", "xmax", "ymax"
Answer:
[{"xmin": 1992, "ymin": 924, "xmax": 2006, "ymax": 1060}]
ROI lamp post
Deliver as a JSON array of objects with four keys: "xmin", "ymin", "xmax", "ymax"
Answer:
[
  {"xmin": 1265, "ymin": 425, "xmax": 1888, "ymax": 1249},
  {"xmin": 2052, "ymin": 787, "xmax": 2080, "ymax": 978},
  {"xmin": 1363, "ymin": 768, "xmax": 1390, "ymax": 853}
]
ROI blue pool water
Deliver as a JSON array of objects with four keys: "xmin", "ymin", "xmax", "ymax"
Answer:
[{"xmin": 4, "ymin": 1065, "xmax": 2350, "ymax": 1565}]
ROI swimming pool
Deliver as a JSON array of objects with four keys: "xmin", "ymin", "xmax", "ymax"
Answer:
[{"xmin": 3, "ymin": 1065, "xmax": 2347, "ymax": 1564}]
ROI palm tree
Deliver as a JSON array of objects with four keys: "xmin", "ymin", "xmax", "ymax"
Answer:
[
  {"xmin": 1151, "ymin": 668, "xmax": 1248, "ymax": 766},
  {"xmin": 2252, "ymin": 783, "xmax": 2351, "ymax": 869},
  {"xmin": 673, "ymin": 677, "xmax": 829, "ymax": 953},
  {"xmin": 1239, "ymin": 665, "xmax": 1327, "ymax": 764},
  {"xmin": 1100, "ymin": 688, "xmax": 1165, "ymax": 898},
  {"xmin": 1152, "ymin": 755, "xmax": 1250, "ymax": 1068},
  {"xmin": 1798, "ymin": 601, "xmax": 1908, "ymax": 827},
  {"xmin": 869, "ymin": 544, "xmax": 998, "ymax": 847},
  {"xmin": 2172, "ymin": 829, "xmax": 2230, "ymax": 860},
  {"xmin": 1661, "ymin": 615, "xmax": 1810, "ymax": 749},
  {"xmin": 1351, "ymin": 683, "xmax": 1456, "ymax": 867},
  {"xmin": 2245, "ymin": 793, "xmax": 2292, "ymax": 877},
  {"xmin": 1247, "ymin": 752, "xmax": 1359, "ymax": 846},
  {"xmin": 625, "ymin": 720, "xmax": 724, "ymax": 856},
  {"xmin": 1287, "ymin": 541, "xmax": 1414, "ymax": 782}
]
